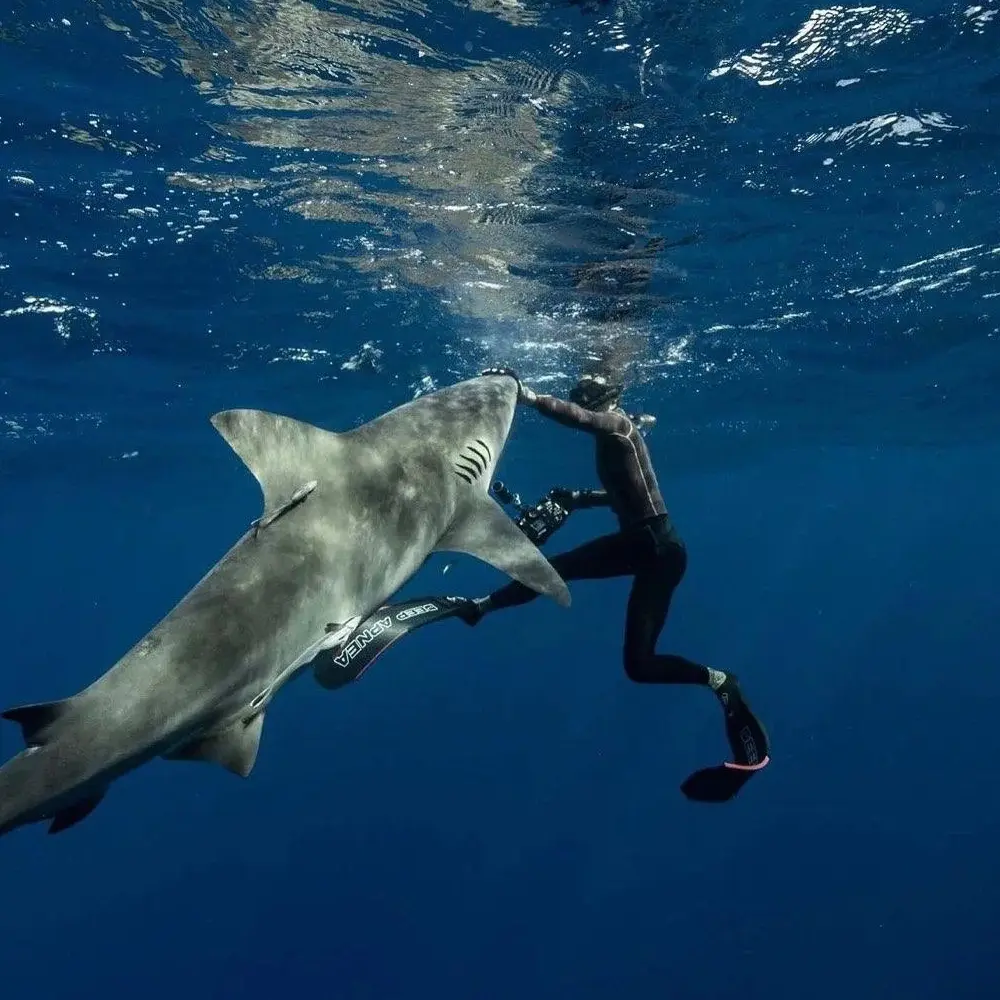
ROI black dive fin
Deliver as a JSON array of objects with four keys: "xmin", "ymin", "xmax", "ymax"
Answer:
[
  {"xmin": 717, "ymin": 676, "xmax": 770, "ymax": 771},
  {"xmin": 163, "ymin": 712, "xmax": 265, "ymax": 778},
  {"xmin": 681, "ymin": 680, "xmax": 771, "ymax": 803},
  {"xmin": 313, "ymin": 596, "xmax": 475, "ymax": 690},
  {"xmin": 2, "ymin": 699, "xmax": 72, "ymax": 746},
  {"xmin": 48, "ymin": 790, "xmax": 106, "ymax": 835},
  {"xmin": 680, "ymin": 765, "xmax": 759, "ymax": 803}
]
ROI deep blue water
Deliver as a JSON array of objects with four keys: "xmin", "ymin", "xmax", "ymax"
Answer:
[{"xmin": 2, "ymin": 1, "xmax": 999, "ymax": 998}]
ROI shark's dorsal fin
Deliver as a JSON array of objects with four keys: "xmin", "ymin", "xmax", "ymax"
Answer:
[
  {"xmin": 210, "ymin": 409, "xmax": 341, "ymax": 514},
  {"xmin": 2, "ymin": 699, "xmax": 72, "ymax": 747},
  {"xmin": 163, "ymin": 712, "xmax": 265, "ymax": 778},
  {"xmin": 436, "ymin": 497, "xmax": 571, "ymax": 607}
]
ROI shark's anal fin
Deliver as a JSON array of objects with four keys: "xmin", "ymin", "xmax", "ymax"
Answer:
[
  {"xmin": 251, "ymin": 479, "xmax": 317, "ymax": 538},
  {"xmin": 2, "ymin": 699, "xmax": 72, "ymax": 747},
  {"xmin": 48, "ymin": 790, "xmax": 106, "ymax": 835},
  {"xmin": 436, "ymin": 498, "xmax": 571, "ymax": 607},
  {"xmin": 163, "ymin": 712, "xmax": 265, "ymax": 779}
]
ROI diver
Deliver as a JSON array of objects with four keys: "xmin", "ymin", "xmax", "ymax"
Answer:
[{"xmin": 458, "ymin": 366, "xmax": 771, "ymax": 802}]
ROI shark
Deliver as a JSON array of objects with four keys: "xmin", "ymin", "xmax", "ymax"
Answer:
[{"xmin": 0, "ymin": 373, "xmax": 569, "ymax": 837}]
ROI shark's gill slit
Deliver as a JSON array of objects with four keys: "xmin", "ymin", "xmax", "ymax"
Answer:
[
  {"xmin": 467, "ymin": 442, "xmax": 489, "ymax": 469},
  {"xmin": 460, "ymin": 444, "xmax": 487, "ymax": 474},
  {"xmin": 455, "ymin": 458, "xmax": 482, "ymax": 480}
]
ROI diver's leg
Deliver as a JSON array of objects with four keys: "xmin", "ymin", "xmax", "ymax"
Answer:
[
  {"xmin": 458, "ymin": 530, "xmax": 637, "ymax": 624},
  {"xmin": 624, "ymin": 567, "xmax": 770, "ymax": 766},
  {"xmin": 619, "ymin": 532, "xmax": 770, "ymax": 799},
  {"xmin": 621, "ymin": 562, "xmax": 715, "ymax": 686}
]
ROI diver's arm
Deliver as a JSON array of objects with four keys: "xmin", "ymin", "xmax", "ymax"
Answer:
[
  {"xmin": 522, "ymin": 388, "xmax": 629, "ymax": 435},
  {"xmin": 577, "ymin": 489, "xmax": 611, "ymax": 508},
  {"xmin": 478, "ymin": 365, "xmax": 626, "ymax": 432},
  {"xmin": 550, "ymin": 488, "xmax": 610, "ymax": 510}
]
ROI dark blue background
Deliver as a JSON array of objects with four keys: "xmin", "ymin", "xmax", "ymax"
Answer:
[{"xmin": 2, "ymin": 2, "xmax": 998, "ymax": 998}]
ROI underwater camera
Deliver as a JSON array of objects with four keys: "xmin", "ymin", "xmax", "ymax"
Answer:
[{"xmin": 491, "ymin": 481, "xmax": 569, "ymax": 547}]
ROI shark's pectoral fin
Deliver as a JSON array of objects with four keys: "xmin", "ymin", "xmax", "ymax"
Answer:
[
  {"xmin": 48, "ymin": 790, "xmax": 106, "ymax": 835},
  {"xmin": 2, "ymin": 698, "xmax": 73, "ymax": 746},
  {"xmin": 164, "ymin": 712, "xmax": 265, "ymax": 779},
  {"xmin": 436, "ymin": 498, "xmax": 571, "ymax": 607}
]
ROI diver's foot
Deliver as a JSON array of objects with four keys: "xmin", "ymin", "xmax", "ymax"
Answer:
[
  {"xmin": 454, "ymin": 597, "xmax": 490, "ymax": 627},
  {"xmin": 715, "ymin": 675, "xmax": 769, "ymax": 769},
  {"xmin": 680, "ymin": 675, "xmax": 770, "ymax": 803},
  {"xmin": 716, "ymin": 674, "xmax": 770, "ymax": 769}
]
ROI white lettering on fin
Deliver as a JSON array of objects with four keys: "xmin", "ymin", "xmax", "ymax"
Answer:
[
  {"xmin": 333, "ymin": 615, "xmax": 393, "ymax": 669},
  {"xmin": 395, "ymin": 603, "xmax": 438, "ymax": 622}
]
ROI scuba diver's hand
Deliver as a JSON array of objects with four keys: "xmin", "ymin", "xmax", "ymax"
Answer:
[
  {"xmin": 547, "ymin": 487, "xmax": 578, "ymax": 506},
  {"xmin": 549, "ymin": 487, "xmax": 609, "ymax": 510},
  {"xmin": 480, "ymin": 367, "xmax": 536, "ymax": 405}
]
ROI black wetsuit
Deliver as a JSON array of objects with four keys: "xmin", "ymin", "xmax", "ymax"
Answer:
[{"xmin": 484, "ymin": 393, "xmax": 710, "ymax": 687}]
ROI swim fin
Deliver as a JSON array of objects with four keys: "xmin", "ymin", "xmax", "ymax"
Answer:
[
  {"xmin": 681, "ymin": 676, "xmax": 770, "ymax": 803},
  {"xmin": 313, "ymin": 595, "xmax": 476, "ymax": 690},
  {"xmin": 680, "ymin": 762, "xmax": 765, "ymax": 803}
]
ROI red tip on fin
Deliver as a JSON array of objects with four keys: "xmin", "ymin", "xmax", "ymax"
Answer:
[{"xmin": 724, "ymin": 755, "xmax": 770, "ymax": 773}]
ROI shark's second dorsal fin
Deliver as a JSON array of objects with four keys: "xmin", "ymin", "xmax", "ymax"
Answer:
[
  {"xmin": 436, "ymin": 496, "xmax": 571, "ymax": 608},
  {"xmin": 2, "ymin": 699, "xmax": 72, "ymax": 747},
  {"xmin": 210, "ymin": 409, "xmax": 341, "ymax": 513}
]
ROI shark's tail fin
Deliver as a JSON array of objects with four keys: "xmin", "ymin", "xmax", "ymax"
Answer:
[{"xmin": 2, "ymin": 699, "xmax": 73, "ymax": 747}]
